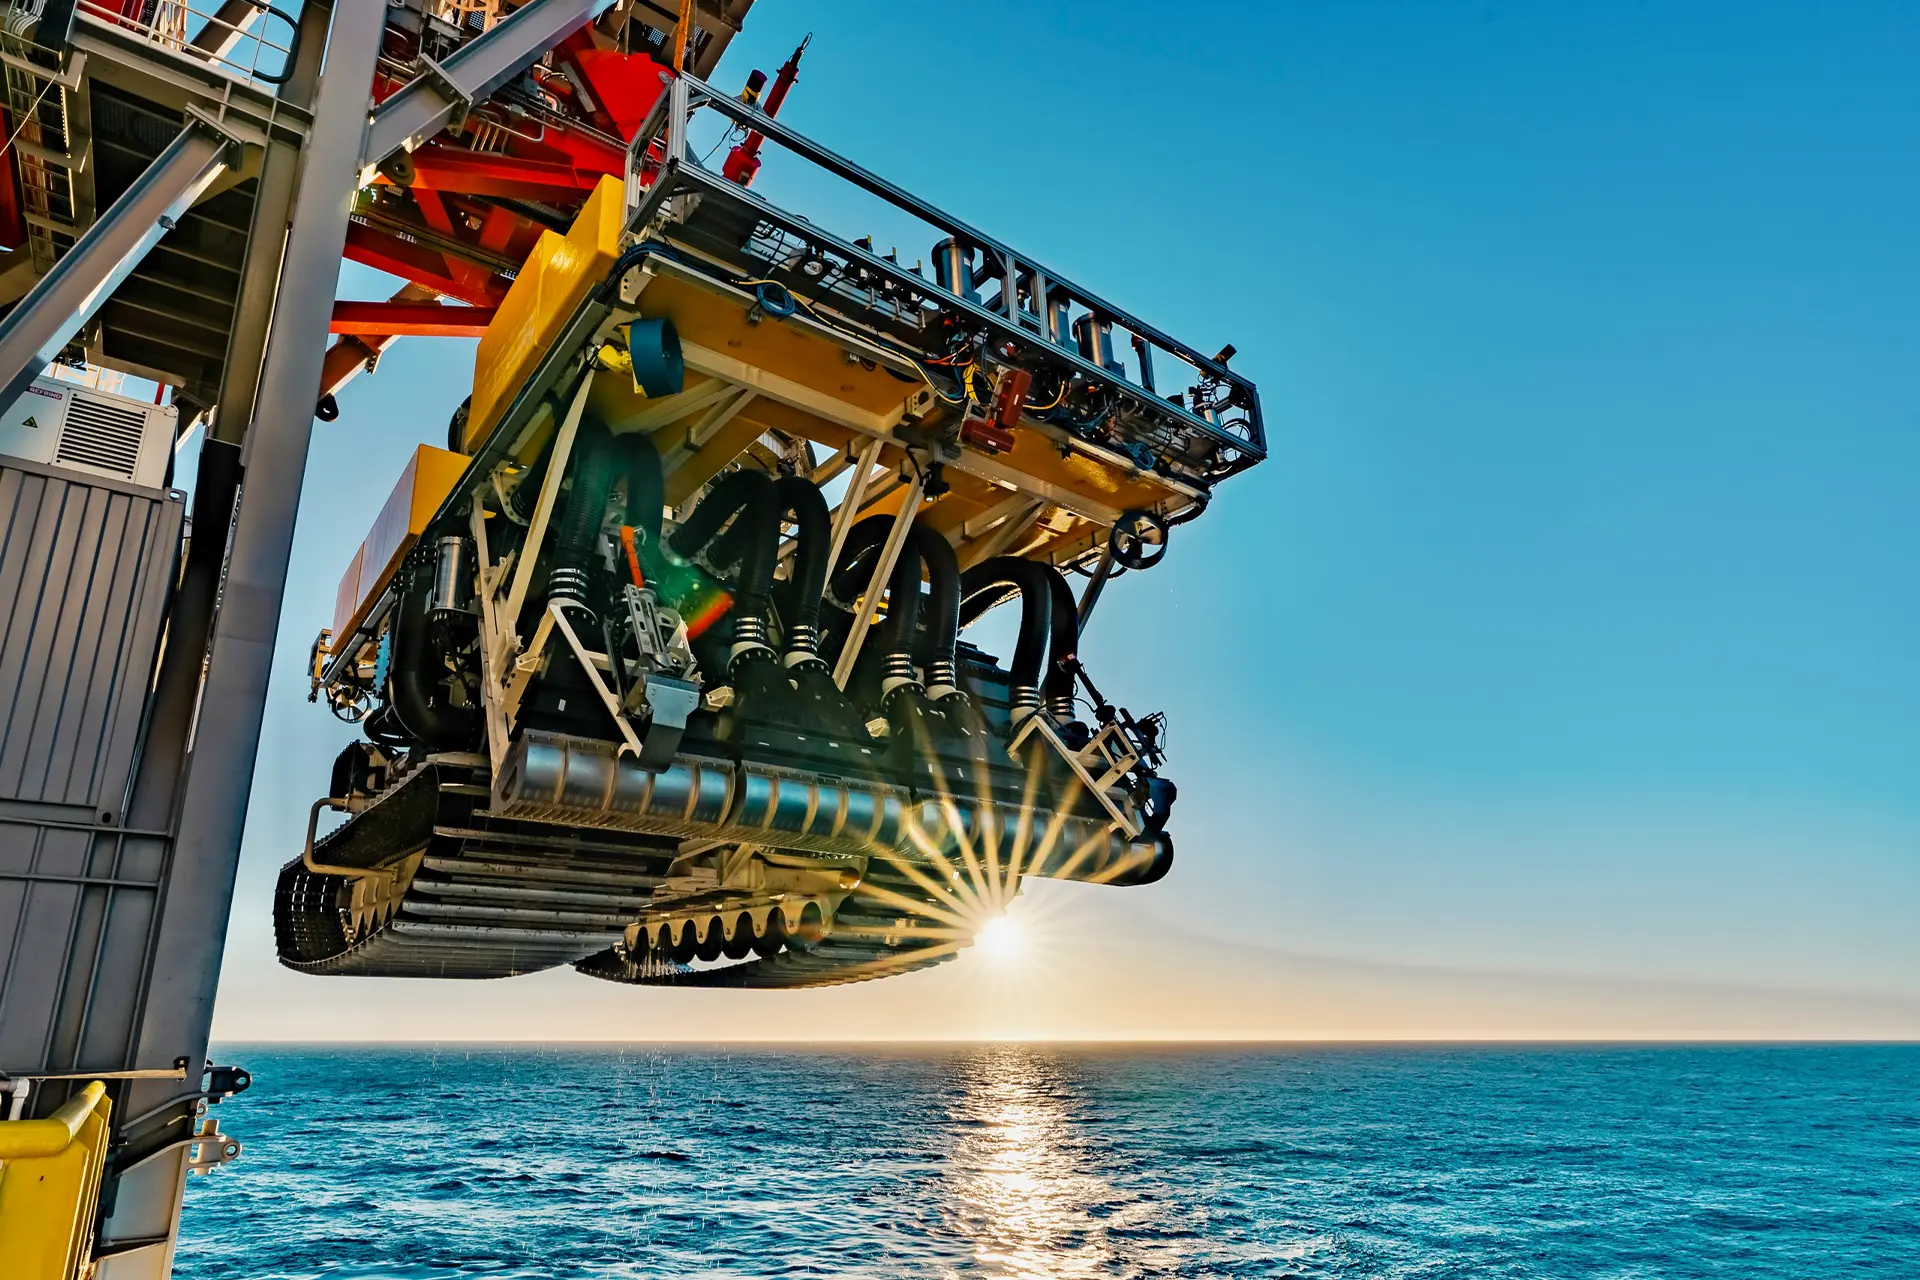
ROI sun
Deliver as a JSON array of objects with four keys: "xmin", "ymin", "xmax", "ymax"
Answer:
[{"xmin": 975, "ymin": 913, "xmax": 1025, "ymax": 963}]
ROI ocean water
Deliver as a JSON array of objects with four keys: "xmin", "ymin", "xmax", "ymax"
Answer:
[{"xmin": 175, "ymin": 1044, "xmax": 1919, "ymax": 1279}]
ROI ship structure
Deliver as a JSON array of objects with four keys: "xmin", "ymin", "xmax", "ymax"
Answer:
[{"xmin": 0, "ymin": 0, "xmax": 1262, "ymax": 1273}]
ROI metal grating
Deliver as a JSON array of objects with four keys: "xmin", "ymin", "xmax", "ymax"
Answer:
[{"xmin": 54, "ymin": 395, "xmax": 147, "ymax": 479}]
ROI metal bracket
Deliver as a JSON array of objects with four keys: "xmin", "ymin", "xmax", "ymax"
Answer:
[
  {"xmin": 548, "ymin": 601, "xmax": 647, "ymax": 760},
  {"xmin": 182, "ymin": 103, "xmax": 260, "ymax": 156},
  {"xmin": 185, "ymin": 1117, "xmax": 241, "ymax": 1175},
  {"xmin": 469, "ymin": 501, "xmax": 513, "ymax": 773},
  {"xmin": 413, "ymin": 55, "xmax": 473, "ymax": 135},
  {"xmin": 0, "ymin": 48, "xmax": 86, "ymax": 90},
  {"xmin": 1008, "ymin": 715, "xmax": 1143, "ymax": 838}
]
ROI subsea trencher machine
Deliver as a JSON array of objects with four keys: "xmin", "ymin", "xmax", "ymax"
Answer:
[{"xmin": 280, "ymin": 70, "xmax": 1267, "ymax": 990}]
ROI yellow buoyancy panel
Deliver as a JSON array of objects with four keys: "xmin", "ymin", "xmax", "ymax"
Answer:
[
  {"xmin": 466, "ymin": 174, "xmax": 626, "ymax": 453},
  {"xmin": 330, "ymin": 444, "xmax": 469, "ymax": 649}
]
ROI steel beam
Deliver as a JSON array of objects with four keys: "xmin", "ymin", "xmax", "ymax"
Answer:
[
  {"xmin": 362, "ymin": 0, "xmax": 621, "ymax": 170},
  {"xmin": 824, "ymin": 436, "xmax": 885, "ymax": 574},
  {"xmin": 188, "ymin": 0, "xmax": 262, "ymax": 59},
  {"xmin": 0, "ymin": 110, "xmax": 240, "ymax": 411},
  {"xmin": 391, "ymin": 147, "xmax": 608, "ymax": 201},
  {"xmin": 131, "ymin": 0, "xmax": 388, "ymax": 1098},
  {"xmin": 329, "ymin": 300, "xmax": 497, "ymax": 337},
  {"xmin": 209, "ymin": 137, "xmax": 300, "ymax": 445}
]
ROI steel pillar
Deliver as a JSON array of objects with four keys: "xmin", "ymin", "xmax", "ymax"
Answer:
[
  {"xmin": 132, "ymin": 0, "xmax": 386, "ymax": 1079},
  {"xmin": 0, "ymin": 112, "xmax": 240, "ymax": 410},
  {"xmin": 80, "ymin": 12, "xmax": 390, "ymax": 1273},
  {"xmin": 361, "ymin": 0, "xmax": 620, "ymax": 168}
]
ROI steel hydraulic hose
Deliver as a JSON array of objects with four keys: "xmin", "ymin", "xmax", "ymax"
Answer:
[{"xmin": 959, "ymin": 556, "xmax": 1054, "ymax": 715}]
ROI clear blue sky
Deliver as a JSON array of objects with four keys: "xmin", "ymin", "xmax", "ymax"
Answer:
[{"xmin": 214, "ymin": 0, "xmax": 1919, "ymax": 1038}]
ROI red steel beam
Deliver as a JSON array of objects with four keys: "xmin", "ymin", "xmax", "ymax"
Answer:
[
  {"xmin": 383, "ymin": 146, "xmax": 609, "ymax": 202},
  {"xmin": 329, "ymin": 301, "xmax": 498, "ymax": 338},
  {"xmin": 343, "ymin": 223, "xmax": 509, "ymax": 307}
]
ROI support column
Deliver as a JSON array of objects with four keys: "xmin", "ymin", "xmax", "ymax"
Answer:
[{"xmin": 129, "ymin": 0, "xmax": 388, "ymax": 1093}]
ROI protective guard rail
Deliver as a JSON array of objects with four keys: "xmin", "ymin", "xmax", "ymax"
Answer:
[{"xmin": 623, "ymin": 74, "xmax": 1266, "ymax": 480}]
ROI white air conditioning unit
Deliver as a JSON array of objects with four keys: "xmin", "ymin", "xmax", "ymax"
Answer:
[{"xmin": 0, "ymin": 376, "xmax": 177, "ymax": 489}]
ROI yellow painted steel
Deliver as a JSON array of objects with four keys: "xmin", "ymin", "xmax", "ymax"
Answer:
[
  {"xmin": 0, "ymin": 1081, "xmax": 111, "ymax": 1279},
  {"xmin": 633, "ymin": 274, "xmax": 913, "ymax": 417},
  {"xmin": 613, "ymin": 273, "xmax": 1185, "ymax": 515},
  {"xmin": 459, "ymin": 185, "xmax": 1185, "ymax": 565},
  {"xmin": 466, "ymin": 174, "xmax": 626, "ymax": 452},
  {"xmin": 330, "ymin": 444, "xmax": 470, "ymax": 648}
]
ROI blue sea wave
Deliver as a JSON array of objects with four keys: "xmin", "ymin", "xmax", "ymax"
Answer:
[{"xmin": 175, "ymin": 1044, "xmax": 1920, "ymax": 1278}]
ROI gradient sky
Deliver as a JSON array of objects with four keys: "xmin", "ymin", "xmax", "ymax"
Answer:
[{"xmin": 211, "ymin": 0, "xmax": 1920, "ymax": 1040}]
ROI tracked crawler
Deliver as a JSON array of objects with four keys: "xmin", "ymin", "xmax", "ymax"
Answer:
[{"xmin": 279, "ymin": 66, "xmax": 1264, "ymax": 989}]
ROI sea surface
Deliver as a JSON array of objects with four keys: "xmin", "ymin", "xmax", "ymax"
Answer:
[{"xmin": 175, "ymin": 1044, "xmax": 1919, "ymax": 1279}]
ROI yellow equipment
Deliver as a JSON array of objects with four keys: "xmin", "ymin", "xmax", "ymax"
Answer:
[
  {"xmin": 284, "ymin": 70, "xmax": 1264, "ymax": 991},
  {"xmin": 0, "ymin": 1082, "xmax": 111, "ymax": 1279}
]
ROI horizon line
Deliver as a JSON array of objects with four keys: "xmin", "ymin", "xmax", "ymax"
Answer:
[{"xmin": 207, "ymin": 1034, "xmax": 1920, "ymax": 1047}]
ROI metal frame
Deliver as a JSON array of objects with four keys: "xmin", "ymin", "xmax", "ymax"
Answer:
[
  {"xmin": 625, "ymin": 75, "xmax": 1266, "ymax": 472},
  {"xmin": 0, "ymin": 108, "xmax": 242, "ymax": 409},
  {"xmin": 361, "ymin": 0, "xmax": 623, "ymax": 169}
]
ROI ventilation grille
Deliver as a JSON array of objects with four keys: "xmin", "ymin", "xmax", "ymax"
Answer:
[{"xmin": 56, "ymin": 395, "xmax": 147, "ymax": 479}]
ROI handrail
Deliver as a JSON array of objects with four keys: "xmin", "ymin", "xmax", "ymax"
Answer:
[
  {"xmin": 0, "ymin": 1080, "xmax": 106, "ymax": 1159},
  {"xmin": 623, "ymin": 75, "xmax": 1267, "ymax": 472}
]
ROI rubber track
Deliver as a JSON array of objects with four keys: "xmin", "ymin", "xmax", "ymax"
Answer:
[{"xmin": 280, "ymin": 763, "xmax": 976, "ymax": 987}]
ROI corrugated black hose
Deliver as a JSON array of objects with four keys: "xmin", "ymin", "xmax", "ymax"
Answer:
[
  {"xmin": 959, "ymin": 556, "xmax": 1054, "ymax": 712},
  {"xmin": 830, "ymin": 516, "xmax": 924, "ymax": 695},
  {"xmin": 908, "ymin": 524, "xmax": 962, "ymax": 698},
  {"xmin": 546, "ymin": 416, "xmax": 617, "ymax": 613},
  {"xmin": 620, "ymin": 431, "xmax": 665, "ymax": 547},
  {"xmin": 770, "ymin": 475, "xmax": 831, "ymax": 662},
  {"xmin": 1041, "ymin": 565, "xmax": 1081, "ymax": 720},
  {"xmin": 387, "ymin": 574, "xmax": 477, "ymax": 751},
  {"xmin": 670, "ymin": 469, "xmax": 780, "ymax": 657}
]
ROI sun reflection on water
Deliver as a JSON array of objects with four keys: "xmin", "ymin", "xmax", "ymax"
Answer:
[{"xmin": 941, "ymin": 1047, "xmax": 1180, "ymax": 1279}]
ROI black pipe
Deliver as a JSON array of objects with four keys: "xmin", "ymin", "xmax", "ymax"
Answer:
[
  {"xmin": 619, "ymin": 431, "xmax": 665, "ymax": 546},
  {"xmin": 908, "ymin": 524, "xmax": 961, "ymax": 695},
  {"xmin": 831, "ymin": 515, "xmax": 923, "ymax": 691},
  {"xmin": 1041, "ymin": 565, "xmax": 1080, "ymax": 719},
  {"xmin": 387, "ymin": 579, "xmax": 476, "ymax": 751},
  {"xmin": 959, "ymin": 556, "xmax": 1053, "ymax": 702},
  {"xmin": 872, "ymin": 540, "xmax": 922, "ymax": 693},
  {"xmin": 547, "ymin": 417, "xmax": 617, "ymax": 611},
  {"xmin": 671, "ymin": 470, "xmax": 780, "ymax": 655},
  {"xmin": 771, "ymin": 475, "xmax": 831, "ymax": 660}
]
